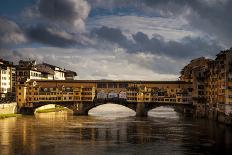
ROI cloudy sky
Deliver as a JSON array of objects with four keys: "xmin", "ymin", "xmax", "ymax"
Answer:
[{"xmin": 0, "ymin": 0, "xmax": 231, "ymax": 80}]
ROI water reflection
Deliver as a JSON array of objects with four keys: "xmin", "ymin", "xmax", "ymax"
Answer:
[{"xmin": 0, "ymin": 106, "xmax": 232, "ymax": 155}]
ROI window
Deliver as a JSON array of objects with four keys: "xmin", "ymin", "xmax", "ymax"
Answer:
[
  {"xmin": 198, "ymin": 85, "xmax": 204, "ymax": 89},
  {"xmin": 119, "ymin": 83, "xmax": 128, "ymax": 88},
  {"xmin": 97, "ymin": 83, "xmax": 107, "ymax": 88},
  {"xmin": 188, "ymin": 88, "xmax": 193, "ymax": 92},
  {"xmin": 108, "ymin": 83, "xmax": 117, "ymax": 88}
]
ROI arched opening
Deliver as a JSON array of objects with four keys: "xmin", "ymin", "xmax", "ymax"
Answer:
[
  {"xmin": 89, "ymin": 103, "xmax": 135, "ymax": 118},
  {"xmin": 148, "ymin": 106, "xmax": 179, "ymax": 119},
  {"xmin": 34, "ymin": 104, "xmax": 71, "ymax": 114}
]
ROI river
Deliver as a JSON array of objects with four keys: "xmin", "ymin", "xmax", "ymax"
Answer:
[{"xmin": 0, "ymin": 104, "xmax": 232, "ymax": 155}]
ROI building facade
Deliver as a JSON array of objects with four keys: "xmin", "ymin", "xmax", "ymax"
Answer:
[
  {"xmin": 65, "ymin": 70, "xmax": 77, "ymax": 80},
  {"xmin": 0, "ymin": 59, "xmax": 14, "ymax": 98},
  {"xmin": 16, "ymin": 61, "xmax": 77, "ymax": 83},
  {"xmin": 16, "ymin": 80, "xmax": 193, "ymax": 110},
  {"xmin": 39, "ymin": 63, "xmax": 65, "ymax": 80},
  {"xmin": 16, "ymin": 60, "xmax": 42, "ymax": 83},
  {"xmin": 180, "ymin": 49, "xmax": 232, "ymax": 116}
]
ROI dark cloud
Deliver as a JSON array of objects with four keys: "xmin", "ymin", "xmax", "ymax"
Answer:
[
  {"xmin": 38, "ymin": 0, "xmax": 90, "ymax": 31},
  {"xmin": 142, "ymin": 0, "xmax": 232, "ymax": 46},
  {"xmin": 0, "ymin": 17, "xmax": 27, "ymax": 47},
  {"xmin": 13, "ymin": 0, "xmax": 92, "ymax": 47},
  {"xmin": 26, "ymin": 24, "xmax": 78, "ymax": 47},
  {"xmin": 131, "ymin": 32, "xmax": 222, "ymax": 59},
  {"xmin": 91, "ymin": 26, "xmax": 132, "ymax": 48},
  {"xmin": 91, "ymin": 26, "xmax": 222, "ymax": 59},
  {"xmin": 88, "ymin": 0, "xmax": 232, "ymax": 47}
]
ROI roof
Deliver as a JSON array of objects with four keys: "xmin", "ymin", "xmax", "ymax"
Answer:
[
  {"xmin": 27, "ymin": 79, "xmax": 192, "ymax": 84},
  {"xmin": 65, "ymin": 70, "xmax": 77, "ymax": 76},
  {"xmin": 42, "ymin": 63, "xmax": 63, "ymax": 71},
  {"xmin": 0, "ymin": 58, "xmax": 13, "ymax": 67},
  {"xmin": 36, "ymin": 64, "xmax": 55, "ymax": 75}
]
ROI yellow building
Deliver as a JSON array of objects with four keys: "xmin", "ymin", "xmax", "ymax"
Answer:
[
  {"xmin": 16, "ymin": 80, "xmax": 193, "ymax": 110},
  {"xmin": 180, "ymin": 49, "xmax": 232, "ymax": 116}
]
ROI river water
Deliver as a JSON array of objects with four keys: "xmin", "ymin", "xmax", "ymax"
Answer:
[{"xmin": 0, "ymin": 104, "xmax": 232, "ymax": 155}]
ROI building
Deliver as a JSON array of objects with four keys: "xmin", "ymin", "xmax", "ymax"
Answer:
[
  {"xmin": 36, "ymin": 64, "xmax": 54, "ymax": 80},
  {"xmin": 16, "ymin": 80, "xmax": 193, "ymax": 109},
  {"xmin": 213, "ymin": 50, "xmax": 232, "ymax": 115},
  {"xmin": 0, "ymin": 59, "xmax": 14, "ymax": 98},
  {"xmin": 180, "ymin": 49, "xmax": 232, "ymax": 116},
  {"xmin": 16, "ymin": 60, "xmax": 42, "ymax": 83},
  {"xmin": 11, "ymin": 66, "xmax": 17, "ymax": 95},
  {"xmin": 16, "ymin": 61, "xmax": 77, "ymax": 82},
  {"xmin": 39, "ymin": 63, "xmax": 65, "ymax": 80},
  {"xmin": 65, "ymin": 70, "xmax": 77, "ymax": 80}
]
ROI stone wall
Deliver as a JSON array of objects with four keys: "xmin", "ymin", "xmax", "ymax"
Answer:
[
  {"xmin": 0, "ymin": 102, "xmax": 17, "ymax": 114},
  {"xmin": 195, "ymin": 104, "xmax": 232, "ymax": 125}
]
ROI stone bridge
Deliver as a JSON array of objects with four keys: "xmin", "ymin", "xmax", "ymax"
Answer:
[
  {"xmin": 17, "ymin": 80, "xmax": 194, "ymax": 117},
  {"xmin": 19, "ymin": 99, "xmax": 193, "ymax": 117}
]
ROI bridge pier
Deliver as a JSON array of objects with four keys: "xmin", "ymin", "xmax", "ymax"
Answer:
[
  {"xmin": 72, "ymin": 102, "xmax": 91, "ymax": 116},
  {"xmin": 19, "ymin": 107, "xmax": 35, "ymax": 115},
  {"xmin": 136, "ymin": 103, "xmax": 148, "ymax": 117}
]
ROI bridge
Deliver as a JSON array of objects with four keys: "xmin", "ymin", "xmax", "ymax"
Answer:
[{"xmin": 16, "ymin": 80, "xmax": 194, "ymax": 117}]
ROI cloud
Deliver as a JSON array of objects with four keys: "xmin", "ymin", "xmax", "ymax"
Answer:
[
  {"xmin": 142, "ymin": 0, "xmax": 232, "ymax": 46},
  {"xmin": 0, "ymin": 17, "xmax": 27, "ymax": 47},
  {"xmin": 87, "ymin": 15, "xmax": 198, "ymax": 41},
  {"xmin": 91, "ymin": 26, "xmax": 222, "ymax": 59},
  {"xmin": 26, "ymin": 24, "xmax": 78, "ymax": 47},
  {"xmin": 17, "ymin": 0, "xmax": 92, "ymax": 47},
  {"xmin": 0, "ymin": 48, "xmax": 44, "ymax": 63},
  {"xmin": 87, "ymin": 0, "xmax": 232, "ymax": 47},
  {"xmin": 0, "ymin": 47, "xmax": 179, "ymax": 80},
  {"xmin": 91, "ymin": 26, "xmax": 132, "ymax": 48},
  {"xmin": 38, "ymin": 0, "xmax": 90, "ymax": 32}
]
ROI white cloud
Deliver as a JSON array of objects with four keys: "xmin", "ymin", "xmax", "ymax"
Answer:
[
  {"xmin": 87, "ymin": 15, "xmax": 200, "ymax": 41},
  {"xmin": 1, "ymin": 47, "xmax": 181, "ymax": 80}
]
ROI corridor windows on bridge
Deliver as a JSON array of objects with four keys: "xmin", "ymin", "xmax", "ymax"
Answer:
[
  {"xmin": 108, "ymin": 83, "xmax": 118, "ymax": 88},
  {"xmin": 65, "ymin": 87, "xmax": 73, "ymax": 92},
  {"xmin": 82, "ymin": 88, "xmax": 92, "ymax": 91},
  {"xmin": 97, "ymin": 83, "xmax": 107, "ymax": 88},
  {"xmin": 119, "ymin": 83, "xmax": 128, "ymax": 88},
  {"xmin": 158, "ymin": 92, "xmax": 165, "ymax": 96}
]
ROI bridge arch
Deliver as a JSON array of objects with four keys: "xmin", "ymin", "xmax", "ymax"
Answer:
[
  {"xmin": 88, "ymin": 103, "xmax": 135, "ymax": 117},
  {"xmin": 79, "ymin": 100, "xmax": 137, "ymax": 116},
  {"xmin": 143, "ymin": 103, "xmax": 194, "ymax": 117},
  {"xmin": 147, "ymin": 106, "xmax": 179, "ymax": 118},
  {"xmin": 19, "ymin": 102, "xmax": 78, "ymax": 115}
]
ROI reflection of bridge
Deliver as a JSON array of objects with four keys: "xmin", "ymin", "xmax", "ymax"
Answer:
[{"xmin": 16, "ymin": 80, "xmax": 194, "ymax": 117}]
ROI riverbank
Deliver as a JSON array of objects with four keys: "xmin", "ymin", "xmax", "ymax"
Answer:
[
  {"xmin": 0, "ymin": 114, "xmax": 21, "ymax": 119},
  {"xmin": 195, "ymin": 105, "xmax": 232, "ymax": 126},
  {"xmin": 0, "ymin": 102, "xmax": 17, "ymax": 115},
  {"xmin": 35, "ymin": 107, "xmax": 68, "ymax": 113}
]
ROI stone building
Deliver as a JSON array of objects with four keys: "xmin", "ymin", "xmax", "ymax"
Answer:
[{"xmin": 180, "ymin": 49, "xmax": 232, "ymax": 117}]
